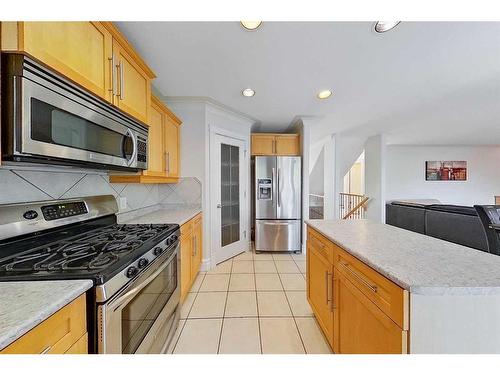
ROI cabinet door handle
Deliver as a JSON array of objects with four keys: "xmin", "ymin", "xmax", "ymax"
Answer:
[
  {"xmin": 339, "ymin": 260, "xmax": 378, "ymax": 293},
  {"xmin": 119, "ymin": 60, "xmax": 124, "ymax": 100},
  {"xmin": 108, "ymin": 56, "xmax": 116, "ymax": 96},
  {"xmin": 325, "ymin": 271, "xmax": 331, "ymax": 306},
  {"xmin": 331, "ymin": 277, "xmax": 337, "ymax": 311},
  {"xmin": 165, "ymin": 152, "xmax": 170, "ymax": 174}
]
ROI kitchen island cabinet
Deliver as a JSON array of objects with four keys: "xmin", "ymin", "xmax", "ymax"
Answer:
[{"xmin": 306, "ymin": 219, "xmax": 500, "ymax": 354}]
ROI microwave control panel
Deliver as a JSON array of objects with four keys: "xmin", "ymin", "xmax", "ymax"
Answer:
[{"xmin": 137, "ymin": 137, "xmax": 147, "ymax": 163}]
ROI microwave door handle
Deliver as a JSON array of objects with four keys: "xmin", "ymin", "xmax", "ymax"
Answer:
[
  {"xmin": 126, "ymin": 130, "xmax": 138, "ymax": 167},
  {"xmin": 110, "ymin": 245, "xmax": 178, "ymax": 310}
]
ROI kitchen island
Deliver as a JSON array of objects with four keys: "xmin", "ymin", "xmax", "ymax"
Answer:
[{"xmin": 306, "ymin": 219, "xmax": 500, "ymax": 354}]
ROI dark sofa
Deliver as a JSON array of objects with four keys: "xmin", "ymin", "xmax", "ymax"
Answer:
[{"xmin": 386, "ymin": 201, "xmax": 489, "ymax": 252}]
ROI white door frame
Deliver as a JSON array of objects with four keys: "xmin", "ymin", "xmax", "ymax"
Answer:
[{"xmin": 208, "ymin": 125, "xmax": 250, "ymax": 267}]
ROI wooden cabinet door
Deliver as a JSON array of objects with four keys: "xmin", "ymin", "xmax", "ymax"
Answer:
[
  {"xmin": 21, "ymin": 22, "xmax": 113, "ymax": 102},
  {"xmin": 113, "ymin": 40, "xmax": 151, "ymax": 124},
  {"xmin": 307, "ymin": 246, "xmax": 334, "ymax": 348},
  {"xmin": 335, "ymin": 270, "xmax": 407, "ymax": 354},
  {"xmin": 164, "ymin": 116, "xmax": 180, "ymax": 178},
  {"xmin": 180, "ymin": 230, "xmax": 193, "ymax": 302},
  {"xmin": 143, "ymin": 100, "xmax": 166, "ymax": 177},
  {"xmin": 275, "ymin": 135, "xmax": 300, "ymax": 155},
  {"xmin": 251, "ymin": 134, "xmax": 275, "ymax": 155},
  {"xmin": 191, "ymin": 215, "xmax": 203, "ymax": 278}
]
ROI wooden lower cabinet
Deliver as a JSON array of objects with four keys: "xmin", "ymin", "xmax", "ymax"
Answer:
[
  {"xmin": 334, "ymin": 271, "xmax": 408, "ymax": 354},
  {"xmin": 1, "ymin": 294, "xmax": 88, "ymax": 354},
  {"xmin": 307, "ymin": 246, "xmax": 334, "ymax": 348},
  {"xmin": 306, "ymin": 225, "xmax": 409, "ymax": 354},
  {"xmin": 180, "ymin": 213, "xmax": 203, "ymax": 302}
]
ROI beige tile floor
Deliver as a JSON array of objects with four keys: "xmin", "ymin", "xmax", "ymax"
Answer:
[{"xmin": 168, "ymin": 248, "xmax": 332, "ymax": 354}]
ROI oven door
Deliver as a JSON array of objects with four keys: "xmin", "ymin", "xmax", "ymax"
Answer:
[
  {"xmin": 98, "ymin": 244, "xmax": 180, "ymax": 354},
  {"xmin": 20, "ymin": 76, "xmax": 139, "ymax": 168}
]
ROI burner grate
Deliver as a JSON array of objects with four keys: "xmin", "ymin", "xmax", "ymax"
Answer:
[{"xmin": 0, "ymin": 223, "xmax": 174, "ymax": 274}]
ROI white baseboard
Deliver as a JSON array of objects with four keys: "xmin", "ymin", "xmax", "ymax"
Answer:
[{"xmin": 200, "ymin": 258, "xmax": 211, "ymax": 272}]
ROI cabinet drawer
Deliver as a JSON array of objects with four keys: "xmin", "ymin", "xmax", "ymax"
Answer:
[
  {"xmin": 180, "ymin": 220, "xmax": 193, "ymax": 237},
  {"xmin": 334, "ymin": 248, "xmax": 408, "ymax": 329},
  {"xmin": 1, "ymin": 294, "xmax": 87, "ymax": 354},
  {"xmin": 307, "ymin": 227, "xmax": 334, "ymax": 264},
  {"xmin": 193, "ymin": 213, "xmax": 202, "ymax": 226}
]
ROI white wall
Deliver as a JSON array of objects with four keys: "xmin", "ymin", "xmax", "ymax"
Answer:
[
  {"xmin": 386, "ymin": 145, "xmax": 500, "ymax": 206},
  {"xmin": 365, "ymin": 134, "xmax": 386, "ymax": 222},
  {"xmin": 166, "ymin": 99, "xmax": 254, "ymax": 270}
]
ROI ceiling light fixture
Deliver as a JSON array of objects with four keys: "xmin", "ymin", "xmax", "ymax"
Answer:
[
  {"xmin": 317, "ymin": 90, "xmax": 332, "ymax": 99},
  {"xmin": 240, "ymin": 21, "xmax": 262, "ymax": 31},
  {"xmin": 242, "ymin": 88, "xmax": 255, "ymax": 97},
  {"xmin": 374, "ymin": 21, "xmax": 401, "ymax": 33}
]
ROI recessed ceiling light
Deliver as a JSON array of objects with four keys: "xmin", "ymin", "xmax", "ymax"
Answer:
[
  {"xmin": 242, "ymin": 88, "xmax": 255, "ymax": 97},
  {"xmin": 374, "ymin": 21, "xmax": 401, "ymax": 33},
  {"xmin": 317, "ymin": 90, "xmax": 332, "ymax": 99},
  {"xmin": 240, "ymin": 21, "xmax": 262, "ymax": 31}
]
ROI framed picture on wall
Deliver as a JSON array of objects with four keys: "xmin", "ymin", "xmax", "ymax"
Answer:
[{"xmin": 425, "ymin": 161, "xmax": 467, "ymax": 181}]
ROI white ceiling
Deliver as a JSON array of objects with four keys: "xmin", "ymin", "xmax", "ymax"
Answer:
[{"xmin": 117, "ymin": 21, "xmax": 500, "ymax": 145}]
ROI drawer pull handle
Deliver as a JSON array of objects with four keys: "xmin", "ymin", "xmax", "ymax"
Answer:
[
  {"xmin": 312, "ymin": 236, "xmax": 325, "ymax": 249},
  {"xmin": 331, "ymin": 277, "xmax": 337, "ymax": 311},
  {"xmin": 339, "ymin": 261, "xmax": 378, "ymax": 293},
  {"xmin": 40, "ymin": 346, "xmax": 52, "ymax": 354}
]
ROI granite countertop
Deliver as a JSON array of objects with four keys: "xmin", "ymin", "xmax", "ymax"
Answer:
[
  {"xmin": 0, "ymin": 280, "xmax": 93, "ymax": 350},
  {"xmin": 306, "ymin": 219, "xmax": 500, "ymax": 295},
  {"xmin": 119, "ymin": 206, "xmax": 202, "ymax": 226}
]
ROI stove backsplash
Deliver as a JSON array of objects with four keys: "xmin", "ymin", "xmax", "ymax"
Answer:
[{"xmin": 0, "ymin": 166, "xmax": 201, "ymax": 213}]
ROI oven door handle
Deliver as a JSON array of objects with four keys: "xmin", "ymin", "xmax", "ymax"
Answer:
[{"xmin": 110, "ymin": 246, "xmax": 178, "ymax": 311}]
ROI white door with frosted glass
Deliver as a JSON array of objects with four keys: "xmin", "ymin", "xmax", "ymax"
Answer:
[{"xmin": 211, "ymin": 133, "xmax": 247, "ymax": 265}]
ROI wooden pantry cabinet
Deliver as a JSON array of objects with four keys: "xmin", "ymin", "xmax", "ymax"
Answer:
[
  {"xmin": 180, "ymin": 213, "xmax": 203, "ymax": 302},
  {"xmin": 251, "ymin": 133, "xmax": 300, "ymax": 156},
  {"xmin": 306, "ymin": 226, "xmax": 409, "ymax": 354},
  {"xmin": 109, "ymin": 95, "xmax": 182, "ymax": 184},
  {"xmin": 0, "ymin": 21, "xmax": 155, "ymax": 124},
  {"xmin": 0, "ymin": 294, "xmax": 88, "ymax": 354}
]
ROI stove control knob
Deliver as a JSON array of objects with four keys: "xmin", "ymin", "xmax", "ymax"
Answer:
[
  {"xmin": 138, "ymin": 258, "xmax": 149, "ymax": 269},
  {"xmin": 153, "ymin": 247, "xmax": 163, "ymax": 256},
  {"xmin": 171, "ymin": 235, "xmax": 178, "ymax": 242},
  {"xmin": 126, "ymin": 266, "xmax": 138, "ymax": 278},
  {"xmin": 165, "ymin": 238, "xmax": 171, "ymax": 246}
]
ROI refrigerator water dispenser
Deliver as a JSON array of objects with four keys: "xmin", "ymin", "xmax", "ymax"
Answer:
[{"xmin": 257, "ymin": 179, "xmax": 272, "ymax": 200}]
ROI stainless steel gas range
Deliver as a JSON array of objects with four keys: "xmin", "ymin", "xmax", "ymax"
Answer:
[{"xmin": 0, "ymin": 195, "xmax": 180, "ymax": 354}]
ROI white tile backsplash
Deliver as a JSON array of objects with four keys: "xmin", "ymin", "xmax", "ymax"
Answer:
[{"xmin": 0, "ymin": 165, "xmax": 201, "ymax": 213}]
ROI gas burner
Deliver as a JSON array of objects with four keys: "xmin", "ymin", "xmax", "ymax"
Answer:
[{"xmin": 0, "ymin": 223, "xmax": 175, "ymax": 275}]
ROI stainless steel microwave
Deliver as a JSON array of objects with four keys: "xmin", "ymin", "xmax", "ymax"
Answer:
[{"xmin": 1, "ymin": 53, "xmax": 148, "ymax": 171}]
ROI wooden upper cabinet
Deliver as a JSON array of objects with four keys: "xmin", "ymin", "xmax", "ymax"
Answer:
[
  {"xmin": 110, "ymin": 95, "xmax": 182, "ymax": 184},
  {"xmin": 1, "ymin": 22, "xmax": 113, "ymax": 102},
  {"xmin": 251, "ymin": 133, "xmax": 300, "ymax": 156},
  {"xmin": 164, "ymin": 114, "xmax": 180, "ymax": 179},
  {"xmin": 251, "ymin": 134, "xmax": 276, "ymax": 155},
  {"xmin": 1, "ymin": 22, "xmax": 155, "ymax": 125},
  {"xmin": 275, "ymin": 135, "xmax": 300, "ymax": 155},
  {"xmin": 112, "ymin": 39, "xmax": 151, "ymax": 124},
  {"xmin": 144, "ymin": 99, "xmax": 166, "ymax": 176}
]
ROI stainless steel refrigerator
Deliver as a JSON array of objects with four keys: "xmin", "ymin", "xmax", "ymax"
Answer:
[{"xmin": 255, "ymin": 156, "xmax": 302, "ymax": 252}]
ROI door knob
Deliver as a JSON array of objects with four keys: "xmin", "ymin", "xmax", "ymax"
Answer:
[{"xmin": 217, "ymin": 203, "xmax": 222, "ymax": 208}]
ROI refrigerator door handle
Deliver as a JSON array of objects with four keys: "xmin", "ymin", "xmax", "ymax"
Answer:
[
  {"xmin": 272, "ymin": 167, "xmax": 276, "ymax": 204},
  {"xmin": 277, "ymin": 168, "xmax": 281, "ymax": 208},
  {"xmin": 264, "ymin": 222, "xmax": 291, "ymax": 226}
]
